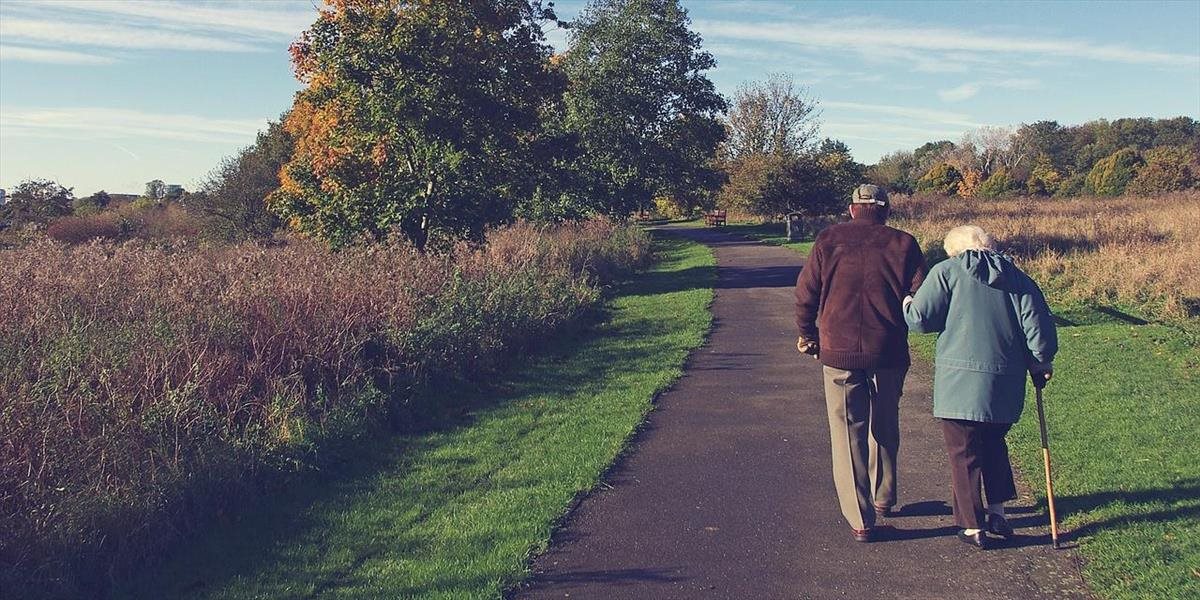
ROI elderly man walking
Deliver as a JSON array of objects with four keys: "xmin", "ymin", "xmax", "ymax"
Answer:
[{"xmin": 794, "ymin": 184, "xmax": 927, "ymax": 542}]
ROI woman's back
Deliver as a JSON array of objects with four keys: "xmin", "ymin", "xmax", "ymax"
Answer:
[{"xmin": 906, "ymin": 249, "xmax": 1057, "ymax": 423}]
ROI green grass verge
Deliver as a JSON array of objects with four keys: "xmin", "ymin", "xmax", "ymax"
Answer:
[
  {"xmin": 686, "ymin": 220, "xmax": 815, "ymax": 255},
  {"xmin": 911, "ymin": 312, "xmax": 1199, "ymax": 600},
  {"xmin": 116, "ymin": 235, "xmax": 715, "ymax": 600}
]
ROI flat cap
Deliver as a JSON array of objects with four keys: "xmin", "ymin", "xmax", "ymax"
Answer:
[{"xmin": 851, "ymin": 184, "xmax": 888, "ymax": 206}]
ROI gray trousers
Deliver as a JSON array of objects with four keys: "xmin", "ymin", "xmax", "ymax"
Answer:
[{"xmin": 822, "ymin": 365, "xmax": 907, "ymax": 530}]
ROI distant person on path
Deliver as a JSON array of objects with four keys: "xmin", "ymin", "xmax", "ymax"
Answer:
[
  {"xmin": 794, "ymin": 184, "xmax": 927, "ymax": 542},
  {"xmin": 903, "ymin": 225, "xmax": 1058, "ymax": 550}
]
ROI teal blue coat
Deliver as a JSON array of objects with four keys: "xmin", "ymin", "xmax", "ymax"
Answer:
[{"xmin": 904, "ymin": 250, "xmax": 1058, "ymax": 423}]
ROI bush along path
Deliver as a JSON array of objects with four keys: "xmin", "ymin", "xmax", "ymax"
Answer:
[
  {"xmin": 116, "ymin": 235, "xmax": 715, "ymax": 599},
  {"xmin": 518, "ymin": 225, "xmax": 1091, "ymax": 599}
]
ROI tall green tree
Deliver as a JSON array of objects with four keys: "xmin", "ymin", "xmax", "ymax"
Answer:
[
  {"xmin": 271, "ymin": 0, "xmax": 560, "ymax": 249},
  {"xmin": 71, "ymin": 190, "xmax": 111, "ymax": 216},
  {"xmin": 724, "ymin": 72, "xmax": 819, "ymax": 159},
  {"xmin": 718, "ymin": 72, "xmax": 819, "ymax": 213},
  {"xmin": 917, "ymin": 163, "xmax": 963, "ymax": 196},
  {"xmin": 562, "ymin": 0, "xmax": 727, "ymax": 216},
  {"xmin": 789, "ymin": 139, "xmax": 865, "ymax": 215},
  {"xmin": 144, "ymin": 179, "xmax": 166, "ymax": 201},
  {"xmin": 867, "ymin": 150, "xmax": 917, "ymax": 194},
  {"xmin": 0, "ymin": 179, "xmax": 73, "ymax": 226},
  {"xmin": 1085, "ymin": 147, "xmax": 1143, "ymax": 197},
  {"xmin": 1127, "ymin": 146, "xmax": 1195, "ymax": 195},
  {"xmin": 192, "ymin": 118, "xmax": 293, "ymax": 241}
]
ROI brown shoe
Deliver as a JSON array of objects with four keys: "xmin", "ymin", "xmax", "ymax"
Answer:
[{"xmin": 852, "ymin": 528, "xmax": 873, "ymax": 543}]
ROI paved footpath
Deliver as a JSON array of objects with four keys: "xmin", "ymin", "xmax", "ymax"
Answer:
[{"xmin": 516, "ymin": 226, "xmax": 1092, "ymax": 600}]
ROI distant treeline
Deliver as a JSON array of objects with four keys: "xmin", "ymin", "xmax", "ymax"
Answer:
[{"xmin": 867, "ymin": 117, "xmax": 1200, "ymax": 198}]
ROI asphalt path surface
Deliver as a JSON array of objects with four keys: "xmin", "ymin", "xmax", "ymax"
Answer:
[{"xmin": 515, "ymin": 225, "xmax": 1091, "ymax": 600}]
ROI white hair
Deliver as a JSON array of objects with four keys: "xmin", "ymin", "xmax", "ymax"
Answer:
[{"xmin": 943, "ymin": 225, "xmax": 994, "ymax": 257}]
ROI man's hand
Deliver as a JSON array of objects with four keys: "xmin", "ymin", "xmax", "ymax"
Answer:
[
  {"xmin": 797, "ymin": 336, "xmax": 819, "ymax": 359},
  {"xmin": 1029, "ymin": 363, "xmax": 1053, "ymax": 390}
]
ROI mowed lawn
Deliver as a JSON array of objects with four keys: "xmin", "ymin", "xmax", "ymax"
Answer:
[
  {"xmin": 681, "ymin": 218, "xmax": 816, "ymax": 255},
  {"xmin": 118, "ymin": 236, "xmax": 714, "ymax": 599}
]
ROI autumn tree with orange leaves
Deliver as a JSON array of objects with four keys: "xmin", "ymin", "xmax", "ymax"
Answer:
[{"xmin": 271, "ymin": 0, "xmax": 561, "ymax": 249}]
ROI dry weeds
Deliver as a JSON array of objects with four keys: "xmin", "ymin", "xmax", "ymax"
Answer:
[
  {"xmin": 0, "ymin": 218, "xmax": 649, "ymax": 597},
  {"xmin": 890, "ymin": 191, "xmax": 1200, "ymax": 320}
]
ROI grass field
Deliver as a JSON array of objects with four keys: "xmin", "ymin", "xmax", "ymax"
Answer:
[
  {"xmin": 910, "ymin": 314, "xmax": 1199, "ymax": 600},
  {"xmin": 117, "ymin": 236, "xmax": 715, "ymax": 599},
  {"xmin": 682, "ymin": 219, "xmax": 815, "ymax": 255}
]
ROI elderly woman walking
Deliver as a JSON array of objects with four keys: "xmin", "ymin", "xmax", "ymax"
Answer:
[{"xmin": 903, "ymin": 225, "xmax": 1058, "ymax": 549}]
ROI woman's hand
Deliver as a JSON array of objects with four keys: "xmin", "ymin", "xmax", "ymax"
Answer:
[{"xmin": 1029, "ymin": 363, "xmax": 1053, "ymax": 389}]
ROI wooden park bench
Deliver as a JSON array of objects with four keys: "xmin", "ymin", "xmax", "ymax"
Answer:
[{"xmin": 704, "ymin": 209, "xmax": 727, "ymax": 227}]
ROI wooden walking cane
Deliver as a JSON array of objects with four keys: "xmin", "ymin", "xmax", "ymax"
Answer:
[{"xmin": 1034, "ymin": 385, "xmax": 1061, "ymax": 549}]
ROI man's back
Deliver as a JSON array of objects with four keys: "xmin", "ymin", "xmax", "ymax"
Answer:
[{"xmin": 794, "ymin": 220, "xmax": 926, "ymax": 370}]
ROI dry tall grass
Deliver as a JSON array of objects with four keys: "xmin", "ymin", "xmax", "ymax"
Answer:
[
  {"xmin": 890, "ymin": 191, "xmax": 1200, "ymax": 320},
  {"xmin": 0, "ymin": 218, "xmax": 649, "ymax": 598},
  {"xmin": 44, "ymin": 202, "xmax": 199, "ymax": 244}
]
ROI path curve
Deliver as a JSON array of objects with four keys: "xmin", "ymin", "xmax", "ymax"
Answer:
[{"xmin": 516, "ymin": 226, "xmax": 1090, "ymax": 600}]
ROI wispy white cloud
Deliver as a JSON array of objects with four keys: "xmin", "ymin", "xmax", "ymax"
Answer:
[
  {"xmin": 0, "ymin": 44, "xmax": 117, "ymax": 65},
  {"xmin": 694, "ymin": 18, "xmax": 1200, "ymax": 68},
  {"xmin": 938, "ymin": 78, "xmax": 1041, "ymax": 102},
  {"xmin": 0, "ymin": 0, "xmax": 315, "ymax": 63},
  {"xmin": 705, "ymin": 42, "xmax": 782, "ymax": 62},
  {"xmin": 702, "ymin": 44, "xmax": 851, "ymax": 84},
  {"xmin": 818, "ymin": 100, "xmax": 993, "ymax": 149},
  {"xmin": 0, "ymin": 107, "xmax": 269, "ymax": 145},
  {"xmin": 33, "ymin": 0, "xmax": 314, "ymax": 38},
  {"xmin": 824, "ymin": 121, "xmax": 971, "ymax": 145},
  {"xmin": 938, "ymin": 83, "xmax": 983, "ymax": 102},
  {"xmin": 0, "ymin": 18, "xmax": 263, "ymax": 52},
  {"xmin": 822, "ymin": 101, "xmax": 984, "ymax": 129}
]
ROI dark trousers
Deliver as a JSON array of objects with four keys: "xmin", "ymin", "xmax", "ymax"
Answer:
[{"xmin": 940, "ymin": 419, "xmax": 1017, "ymax": 529}]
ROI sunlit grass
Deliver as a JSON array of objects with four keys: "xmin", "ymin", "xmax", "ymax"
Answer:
[
  {"xmin": 910, "ymin": 314, "xmax": 1200, "ymax": 600},
  {"xmin": 118, "ymin": 235, "xmax": 715, "ymax": 599},
  {"xmin": 711, "ymin": 220, "xmax": 815, "ymax": 255}
]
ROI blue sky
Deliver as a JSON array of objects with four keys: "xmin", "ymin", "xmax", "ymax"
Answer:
[{"xmin": 1, "ymin": 0, "xmax": 1197, "ymax": 195}]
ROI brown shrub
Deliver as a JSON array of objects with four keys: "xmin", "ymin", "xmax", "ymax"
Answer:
[
  {"xmin": 44, "ymin": 213, "xmax": 124, "ymax": 243},
  {"xmin": 890, "ymin": 191, "xmax": 1200, "ymax": 319},
  {"xmin": 0, "ymin": 218, "xmax": 649, "ymax": 598},
  {"xmin": 43, "ymin": 203, "xmax": 201, "ymax": 246}
]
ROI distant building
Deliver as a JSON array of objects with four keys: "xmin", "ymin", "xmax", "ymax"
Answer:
[{"xmin": 164, "ymin": 184, "xmax": 184, "ymax": 199}]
